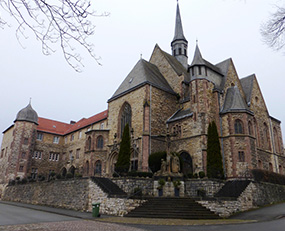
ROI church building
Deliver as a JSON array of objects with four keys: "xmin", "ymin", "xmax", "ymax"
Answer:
[{"xmin": 1, "ymin": 2, "xmax": 284, "ymax": 185}]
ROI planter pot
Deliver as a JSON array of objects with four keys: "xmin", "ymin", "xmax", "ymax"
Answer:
[
  {"xmin": 174, "ymin": 188, "xmax": 180, "ymax": 197},
  {"xmin": 158, "ymin": 188, "xmax": 163, "ymax": 197}
]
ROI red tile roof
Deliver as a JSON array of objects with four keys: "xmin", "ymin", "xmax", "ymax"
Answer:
[{"xmin": 37, "ymin": 110, "xmax": 108, "ymax": 135}]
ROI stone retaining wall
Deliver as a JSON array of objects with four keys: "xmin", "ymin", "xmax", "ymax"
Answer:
[
  {"xmin": 198, "ymin": 181, "xmax": 285, "ymax": 217},
  {"xmin": 185, "ymin": 179, "xmax": 225, "ymax": 197},
  {"xmin": 111, "ymin": 177, "xmax": 153, "ymax": 196},
  {"xmin": 2, "ymin": 178, "xmax": 145, "ymax": 216}
]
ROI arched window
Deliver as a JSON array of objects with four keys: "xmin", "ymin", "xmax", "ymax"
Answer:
[
  {"xmin": 97, "ymin": 136, "xmax": 104, "ymax": 149},
  {"xmin": 258, "ymin": 160, "xmax": 262, "ymax": 169},
  {"xmin": 273, "ymin": 127, "xmax": 280, "ymax": 153},
  {"xmin": 234, "ymin": 119, "xmax": 243, "ymax": 134},
  {"xmin": 87, "ymin": 136, "xmax": 92, "ymax": 150},
  {"xmin": 269, "ymin": 162, "xmax": 273, "ymax": 172},
  {"xmin": 120, "ymin": 103, "xmax": 132, "ymax": 137},
  {"xmin": 263, "ymin": 123, "xmax": 271, "ymax": 150},
  {"xmin": 248, "ymin": 121, "xmax": 252, "ymax": 136},
  {"xmin": 86, "ymin": 160, "xmax": 89, "ymax": 175},
  {"xmin": 131, "ymin": 151, "xmax": 138, "ymax": 171},
  {"xmin": 95, "ymin": 160, "xmax": 102, "ymax": 175}
]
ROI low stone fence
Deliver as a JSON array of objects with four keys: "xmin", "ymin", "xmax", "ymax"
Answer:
[
  {"xmin": 2, "ymin": 178, "xmax": 145, "ymax": 216},
  {"xmin": 198, "ymin": 181, "xmax": 285, "ymax": 217}
]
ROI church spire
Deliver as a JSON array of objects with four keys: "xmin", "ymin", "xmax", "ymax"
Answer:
[{"xmin": 171, "ymin": 1, "xmax": 188, "ymax": 69}]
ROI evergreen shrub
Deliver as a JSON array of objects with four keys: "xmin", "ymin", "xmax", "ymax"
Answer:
[
  {"xmin": 251, "ymin": 169, "xmax": 285, "ymax": 185},
  {"xmin": 115, "ymin": 124, "xmax": 131, "ymax": 175}
]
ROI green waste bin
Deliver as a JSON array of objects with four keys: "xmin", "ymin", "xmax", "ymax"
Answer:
[{"xmin": 92, "ymin": 202, "xmax": 100, "ymax": 217}]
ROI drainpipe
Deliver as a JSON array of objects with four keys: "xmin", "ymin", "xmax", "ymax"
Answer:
[
  {"xmin": 218, "ymin": 92, "xmax": 226, "ymax": 178},
  {"xmin": 149, "ymin": 85, "xmax": 152, "ymax": 167}
]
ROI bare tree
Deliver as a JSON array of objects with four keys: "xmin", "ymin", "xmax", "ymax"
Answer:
[
  {"xmin": 261, "ymin": 5, "xmax": 285, "ymax": 52},
  {"xmin": 0, "ymin": 0, "xmax": 108, "ymax": 71}
]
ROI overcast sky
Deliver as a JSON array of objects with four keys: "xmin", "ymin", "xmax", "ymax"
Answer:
[{"xmin": 0, "ymin": 0, "xmax": 285, "ymax": 144}]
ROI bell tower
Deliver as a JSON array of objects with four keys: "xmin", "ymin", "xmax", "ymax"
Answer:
[{"xmin": 171, "ymin": 1, "xmax": 188, "ymax": 69}]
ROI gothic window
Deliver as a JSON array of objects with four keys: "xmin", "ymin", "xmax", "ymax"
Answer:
[
  {"xmin": 97, "ymin": 136, "xmax": 104, "ymax": 149},
  {"xmin": 234, "ymin": 119, "xmax": 243, "ymax": 134},
  {"xmin": 174, "ymin": 49, "xmax": 176, "ymax": 56},
  {"xmin": 279, "ymin": 165, "xmax": 283, "ymax": 175},
  {"xmin": 178, "ymin": 48, "xmax": 182, "ymax": 55},
  {"xmin": 263, "ymin": 123, "xmax": 271, "ymax": 150},
  {"xmin": 184, "ymin": 48, "xmax": 187, "ymax": 56},
  {"xmin": 273, "ymin": 127, "xmax": 280, "ymax": 153},
  {"xmin": 258, "ymin": 160, "xmax": 262, "ymax": 169},
  {"xmin": 86, "ymin": 161, "xmax": 89, "ymax": 175},
  {"xmin": 238, "ymin": 151, "xmax": 245, "ymax": 162},
  {"xmin": 131, "ymin": 151, "xmax": 138, "ymax": 171},
  {"xmin": 269, "ymin": 163, "xmax": 273, "ymax": 172},
  {"xmin": 120, "ymin": 103, "xmax": 132, "ymax": 137},
  {"xmin": 205, "ymin": 67, "xmax": 208, "ymax": 76},
  {"xmin": 198, "ymin": 66, "xmax": 202, "ymax": 75},
  {"xmin": 87, "ymin": 136, "xmax": 92, "ymax": 150},
  {"xmin": 248, "ymin": 121, "xmax": 253, "ymax": 135},
  {"xmin": 95, "ymin": 160, "xmax": 102, "ymax": 175},
  {"xmin": 191, "ymin": 67, "xmax": 194, "ymax": 76}
]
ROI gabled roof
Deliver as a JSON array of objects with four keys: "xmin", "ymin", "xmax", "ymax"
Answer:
[
  {"xmin": 172, "ymin": 1, "xmax": 187, "ymax": 43},
  {"xmin": 167, "ymin": 108, "xmax": 193, "ymax": 123},
  {"xmin": 221, "ymin": 86, "xmax": 252, "ymax": 114},
  {"xmin": 190, "ymin": 45, "xmax": 223, "ymax": 75},
  {"xmin": 64, "ymin": 110, "xmax": 108, "ymax": 135},
  {"xmin": 215, "ymin": 58, "xmax": 231, "ymax": 90},
  {"xmin": 240, "ymin": 74, "xmax": 255, "ymax": 104},
  {"xmin": 37, "ymin": 110, "xmax": 108, "ymax": 135},
  {"xmin": 37, "ymin": 118, "xmax": 72, "ymax": 135},
  {"xmin": 108, "ymin": 59, "xmax": 176, "ymax": 102}
]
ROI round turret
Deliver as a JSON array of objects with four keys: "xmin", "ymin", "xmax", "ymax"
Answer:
[{"xmin": 14, "ymin": 103, "xmax": 38, "ymax": 125}]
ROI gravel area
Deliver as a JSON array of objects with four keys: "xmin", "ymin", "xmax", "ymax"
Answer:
[{"xmin": 0, "ymin": 220, "xmax": 146, "ymax": 231}]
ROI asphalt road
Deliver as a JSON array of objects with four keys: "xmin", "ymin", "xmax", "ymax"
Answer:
[
  {"xmin": 0, "ymin": 203, "xmax": 78, "ymax": 226},
  {"xmin": 1, "ymin": 201, "xmax": 285, "ymax": 231}
]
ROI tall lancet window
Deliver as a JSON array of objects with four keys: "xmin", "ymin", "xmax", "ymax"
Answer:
[{"xmin": 120, "ymin": 103, "xmax": 132, "ymax": 137}]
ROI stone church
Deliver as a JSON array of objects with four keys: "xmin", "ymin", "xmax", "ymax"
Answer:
[{"xmin": 1, "ymin": 2, "xmax": 284, "ymax": 186}]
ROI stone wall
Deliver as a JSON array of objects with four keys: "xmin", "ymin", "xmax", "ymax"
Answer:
[
  {"xmin": 198, "ymin": 181, "xmax": 285, "ymax": 218},
  {"xmin": 2, "ymin": 178, "xmax": 145, "ymax": 216},
  {"xmin": 112, "ymin": 177, "xmax": 154, "ymax": 196},
  {"xmin": 185, "ymin": 179, "xmax": 224, "ymax": 197}
]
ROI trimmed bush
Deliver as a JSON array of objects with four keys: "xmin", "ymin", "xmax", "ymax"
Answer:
[
  {"xmin": 252, "ymin": 169, "xmax": 285, "ymax": 185},
  {"xmin": 206, "ymin": 121, "xmax": 224, "ymax": 179},
  {"xmin": 148, "ymin": 151, "xmax": 167, "ymax": 173},
  {"xmin": 115, "ymin": 124, "xmax": 131, "ymax": 175}
]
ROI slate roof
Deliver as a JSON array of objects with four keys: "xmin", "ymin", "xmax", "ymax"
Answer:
[
  {"xmin": 108, "ymin": 59, "xmax": 176, "ymax": 102},
  {"xmin": 167, "ymin": 108, "xmax": 193, "ymax": 123},
  {"xmin": 221, "ymin": 86, "xmax": 251, "ymax": 114},
  {"xmin": 15, "ymin": 103, "xmax": 38, "ymax": 125},
  {"xmin": 190, "ymin": 45, "xmax": 223, "ymax": 75},
  {"xmin": 37, "ymin": 110, "xmax": 108, "ymax": 135},
  {"xmin": 215, "ymin": 58, "xmax": 231, "ymax": 90},
  {"xmin": 240, "ymin": 74, "xmax": 255, "ymax": 104},
  {"xmin": 172, "ymin": 2, "xmax": 187, "ymax": 43}
]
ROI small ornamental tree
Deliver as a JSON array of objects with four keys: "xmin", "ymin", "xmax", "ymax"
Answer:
[
  {"xmin": 115, "ymin": 124, "xmax": 131, "ymax": 175},
  {"xmin": 207, "ymin": 121, "xmax": 224, "ymax": 179}
]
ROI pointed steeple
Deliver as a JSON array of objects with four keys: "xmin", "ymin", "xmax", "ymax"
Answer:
[
  {"xmin": 172, "ymin": 1, "xmax": 187, "ymax": 42},
  {"xmin": 191, "ymin": 44, "xmax": 204, "ymax": 66},
  {"xmin": 171, "ymin": 1, "xmax": 188, "ymax": 69}
]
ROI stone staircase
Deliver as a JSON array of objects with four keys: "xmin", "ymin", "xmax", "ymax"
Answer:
[
  {"xmin": 125, "ymin": 197, "xmax": 220, "ymax": 219},
  {"xmin": 91, "ymin": 177, "xmax": 127, "ymax": 198},
  {"xmin": 214, "ymin": 180, "xmax": 251, "ymax": 198}
]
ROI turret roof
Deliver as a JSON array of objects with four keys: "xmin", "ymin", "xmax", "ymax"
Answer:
[{"xmin": 14, "ymin": 103, "xmax": 38, "ymax": 125}]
